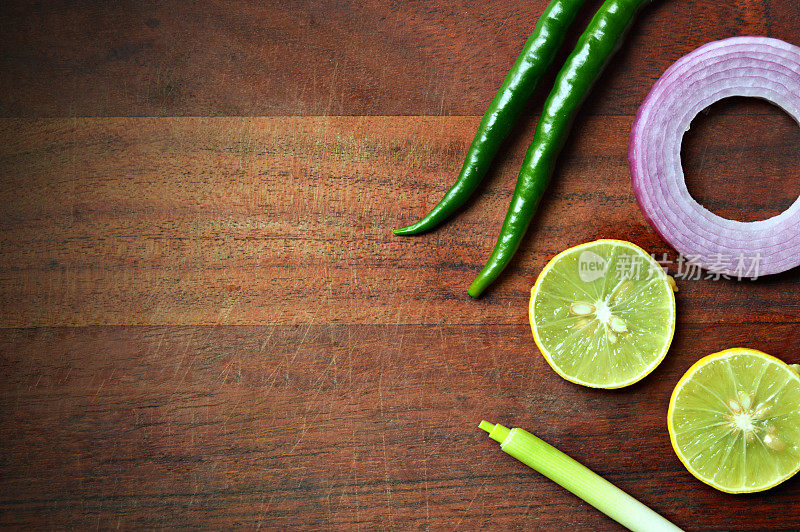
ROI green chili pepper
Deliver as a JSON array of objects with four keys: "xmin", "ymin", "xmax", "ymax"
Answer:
[
  {"xmin": 394, "ymin": 0, "xmax": 588, "ymax": 236},
  {"xmin": 468, "ymin": 0, "xmax": 652, "ymax": 298}
]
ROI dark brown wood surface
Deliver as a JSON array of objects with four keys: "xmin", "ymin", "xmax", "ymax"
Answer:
[{"xmin": 1, "ymin": 1, "xmax": 799, "ymax": 529}]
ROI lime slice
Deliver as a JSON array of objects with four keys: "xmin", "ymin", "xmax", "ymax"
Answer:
[
  {"xmin": 529, "ymin": 239, "xmax": 676, "ymax": 388},
  {"xmin": 668, "ymin": 348, "xmax": 800, "ymax": 493}
]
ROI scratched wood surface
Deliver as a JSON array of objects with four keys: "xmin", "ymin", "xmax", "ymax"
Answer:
[{"xmin": 1, "ymin": 1, "xmax": 799, "ymax": 530}]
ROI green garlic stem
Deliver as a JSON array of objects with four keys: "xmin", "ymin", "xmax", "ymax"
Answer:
[{"xmin": 480, "ymin": 421, "xmax": 683, "ymax": 532}]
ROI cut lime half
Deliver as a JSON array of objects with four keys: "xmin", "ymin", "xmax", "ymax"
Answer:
[
  {"xmin": 529, "ymin": 239, "xmax": 676, "ymax": 388},
  {"xmin": 668, "ymin": 348, "xmax": 800, "ymax": 493}
]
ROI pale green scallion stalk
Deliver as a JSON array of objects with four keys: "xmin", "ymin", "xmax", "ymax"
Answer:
[{"xmin": 479, "ymin": 421, "xmax": 683, "ymax": 532}]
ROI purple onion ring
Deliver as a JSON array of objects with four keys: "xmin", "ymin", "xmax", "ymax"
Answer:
[{"xmin": 630, "ymin": 37, "xmax": 800, "ymax": 277}]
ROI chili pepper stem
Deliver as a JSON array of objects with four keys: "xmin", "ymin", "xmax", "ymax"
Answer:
[
  {"xmin": 393, "ymin": 224, "xmax": 423, "ymax": 236},
  {"xmin": 468, "ymin": 269, "xmax": 498, "ymax": 298},
  {"xmin": 468, "ymin": 279, "xmax": 487, "ymax": 299}
]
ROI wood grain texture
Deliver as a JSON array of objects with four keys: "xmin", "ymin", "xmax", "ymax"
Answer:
[
  {"xmin": 1, "ymin": 115, "xmax": 797, "ymax": 327},
  {"xmin": 2, "ymin": 324, "xmax": 800, "ymax": 529},
  {"xmin": 2, "ymin": 0, "xmax": 800, "ymax": 117},
  {"xmin": 1, "ymin": 0, "xmax": 799, "ymax": 529}
]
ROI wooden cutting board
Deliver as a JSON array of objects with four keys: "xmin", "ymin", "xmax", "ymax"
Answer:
[{"xmin": 1, "ymin": 1, "xmax": 799, "ymax": 529}]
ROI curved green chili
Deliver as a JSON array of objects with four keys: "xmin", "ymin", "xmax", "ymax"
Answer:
[
  {"xmin": 394, "ymin": 0, "xmax": 588, "ymax": 236},
  {"xmin": 468, "ymin": 0, "xmax": 652, "ymax": 298}
]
